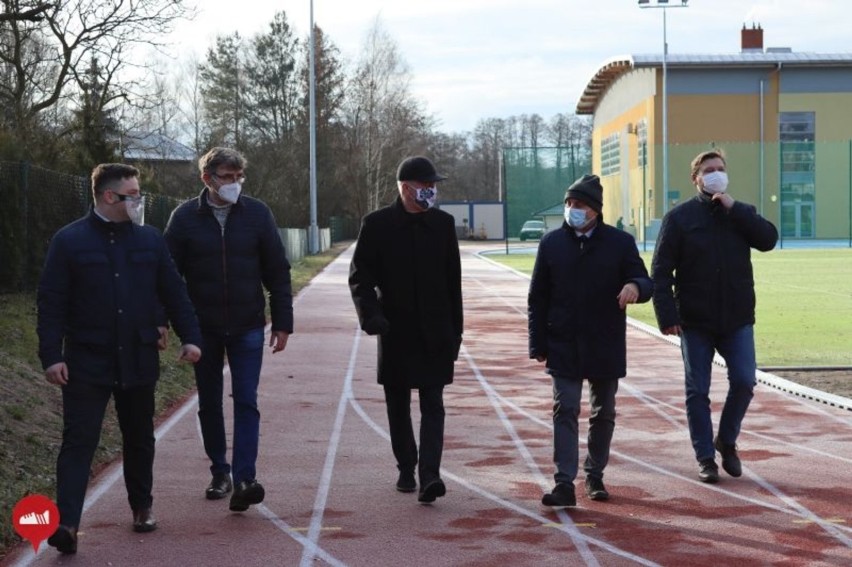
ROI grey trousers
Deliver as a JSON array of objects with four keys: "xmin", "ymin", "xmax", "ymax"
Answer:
[{"xmin": 551, "ymin": 375, "xmax": 619, "ymax": 485}]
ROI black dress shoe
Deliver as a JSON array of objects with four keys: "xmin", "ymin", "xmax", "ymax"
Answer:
[
  {"xmin": 206, "ymin": 473, "xmax": 233, "ymax": 500},
  {"xmin": 714, "ymin": 437, "xmax": 743, "ymax": 477},
  {"xmin": 133, "ymin": 508, "xmax": 158, "ymax": 533},
  {"xmin": 417, "ymin": 479, "xmax": 446, "ymax": 503},
  {"xmin": 698, "ymin": 459, "xmax": 720, "ymax": 483},
  {"xmin": 396, "ymin": 470, "xmax": 416, "ymax": 493},
  {"xmin": 47, "ymin": 525, "xmax": 77, "ymax": 554},
  {"xmin": 229, "ymin": 479, "xmax": 265, "ymax": 511},
  {"xmin": 584, "ymin": 477, "xmax": 610, "ymax": 501},
  {"xmin": 541, "ymin": 483, "xmax": 576, "ymax": 507}
]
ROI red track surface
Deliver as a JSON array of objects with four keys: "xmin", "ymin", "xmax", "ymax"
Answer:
[{"xmin": 6, "ymin": 242, "xmax": 851, "ymax": 566}]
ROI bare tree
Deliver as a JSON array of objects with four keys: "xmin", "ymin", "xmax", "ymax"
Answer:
[{"xmin": 0, "ymin": 0, "xmax": 193, "ymax": 157}]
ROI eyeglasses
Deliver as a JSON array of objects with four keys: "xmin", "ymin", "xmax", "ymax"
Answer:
[
  {"xmin": 111, "ymin": 191, "xmax": 144, "ymax": 203},
  {"xmin": 211, "ymin": 172, "xmax": 246, "ymax": 184}
]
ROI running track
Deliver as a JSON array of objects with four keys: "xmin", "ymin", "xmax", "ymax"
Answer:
[{"xmin": 6, "ymin": 242, "xmax": 851, "ymax": 566}]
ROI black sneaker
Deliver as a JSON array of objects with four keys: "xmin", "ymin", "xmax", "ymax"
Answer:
[
  {"xmin": 396, "ymin": 470, "xmax": 416, "ymax": 493},
  {"xmin": 206, "ymin": 473, "xmax": 233, "ymax": 500},
  {"xmin": 417, "ymin": 479, "xmax": 447, "ymax": 503},
  {"xmin": 541, "ymin": 483, "xmax": 576, "ymax": 507},
  {"xmin": 698, "ymin": 459, "xmax": 720, "ymax": 483},
  {"xmin": 229, "ymin": 479, "xmax": 265, "ymax": 511},
  {"xmin": 714, "ymin": 437, "xmax": 743, "ymax": 477},
  {"xmin": 584, "ymin": 477, "xmax": 610, "ymax": 501}
]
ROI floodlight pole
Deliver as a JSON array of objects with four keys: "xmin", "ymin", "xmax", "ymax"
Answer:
[
  {"xmin": 638, "ymin": 0, "xmax": 689, "ymax": 215},
  {"xmin": 308, "ymin": 0, "xmax": 319, "ymax": 254}
]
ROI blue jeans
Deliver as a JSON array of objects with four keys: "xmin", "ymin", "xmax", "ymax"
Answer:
[
  {"xmin": 551, "ymin": 375, "xmax": 618, "ymax": 485},
  {"xmin": 195, "ymin": 327, "xmax": 264, "ymax": 485},
  {"xmin": 681, "ymin": 325, "xmax": 756, "ymax": 462}
]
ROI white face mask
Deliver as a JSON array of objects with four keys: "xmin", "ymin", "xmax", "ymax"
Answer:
[
  {"xmin": 414, "ymin": 186, "xmax": 437, "ymax": 210},
  {"xmin": 701, "ymin": 171, "xmax": 728, "ymax": 195},
  {"xmin": 126, "ymin": 196, "xmax": 146, "ymax": 226},
  {"xmin": 564, "ymin": 206, "xmax": 589, "ymax": 229},
  {"xmin": 215, "ymin": 181, "xmax": 242, "ymax": 204}
]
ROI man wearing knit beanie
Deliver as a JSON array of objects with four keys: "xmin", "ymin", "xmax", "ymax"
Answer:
[{"xmin": 529, "ymin": 173, "xmax": 652, "ymax": 507}]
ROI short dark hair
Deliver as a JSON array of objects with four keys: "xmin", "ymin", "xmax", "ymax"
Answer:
[
  {"xmin": 690, "ymin": 149, "xmax": 726, "ymax": 179},
  {"xmin": 91, "ymin": 163, "xmax": 139, "ymax": 198},
  {"xmin": 198, "ymin": 147, "xmax": 247, "ymax": 175}
]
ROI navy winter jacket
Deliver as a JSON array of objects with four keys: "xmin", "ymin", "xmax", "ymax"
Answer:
[
  {"xmin": 652, "ymin": 194, "xmax": 778, "ymax": 334},
  {"xmin": 164, "ymin": 188, "xmax": 293, "ymax": 336},
  {"xmin": 37, "ymin": 212, "xmax": 201, "ymax": 389},
  {"xmin": 528, "ymin": 221, "xmax": 652, "ymax": 380}
]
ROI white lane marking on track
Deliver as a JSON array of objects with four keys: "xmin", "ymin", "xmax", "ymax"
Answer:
[
  {"xmin": 346, "ymin": 393, "xmax": 661, "ymax": 567},
  {"xmin": 620, "ymin": 381, "xmax": 852, "ymax": 464},
  {"xmin": 257, "ymin": 504, "xmax": 347, "ymax": 567},
  {"xmin": 298, "ymin": 327, "xmax": 360, "ymax": 567},
  {"xmin": 460, "ymin": 346, "xmax": 600, "ymax": 567},
  {"xmin": 491, "ymin": 387, "xmax": 852, "ymax": 538}
]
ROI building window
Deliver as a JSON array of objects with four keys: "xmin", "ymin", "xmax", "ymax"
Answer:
[
  {"xmin": 779, "ymin": 112, "xmax": 815, "ymax": 238},
  {"xmin": 636, "ymin": 120, "xmax": 648, "ymax": 167},
  {"xmin": 601, "ymin": 133, "xmax": 620, "ymax": 176}
]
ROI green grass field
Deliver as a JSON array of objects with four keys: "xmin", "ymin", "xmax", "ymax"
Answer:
[{"xmin": 486, "ymin": 248, "xmax": 852, "ymax": 367}]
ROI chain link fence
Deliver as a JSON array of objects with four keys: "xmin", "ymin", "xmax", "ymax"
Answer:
[{"xmin": 0, "ymin": 161, "xmax": 185, "ymax": 292}]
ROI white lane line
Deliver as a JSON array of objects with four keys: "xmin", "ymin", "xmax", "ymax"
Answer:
[
  {"xmin": 490, "ymin": 385, "xmax": 852, "ymax": 538},
  {"xmin": 620, "ymin": 381, "xmax": 852, "ymax": 464},
  {"xmin": 258, "ymin": 504, "xmax": 347, "ymax": 567},
  {"xmin": 460, "ymin": 345, "xmax": 601, "ymax": 567},
  {"xmin": 346, "ymin": 392, "xmax": 660, "ymax": 567},
  {"xmin": 298, "ymin": 327, "xmax": 360, "ymax": 567}
]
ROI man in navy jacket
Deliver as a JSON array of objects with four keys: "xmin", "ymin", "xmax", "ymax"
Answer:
[
  {"xmin": 652, "ymin": 150, "xmax": 777, "ymax": 483},
  {"xmin": 38, "ymin": 164, "xmax": 202, "ymax": 554},
  {"xmin": 165, "ymin": 147, "xmax": 293, "ymax": 513},
  {"xmin": 529, "ymin": 174, "xmax": 652, "ymax": 507}
]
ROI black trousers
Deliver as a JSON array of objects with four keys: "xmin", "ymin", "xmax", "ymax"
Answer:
[
  {"xmin": 383, "ymin": 384, "xmax": 445, "ymax": 484},
  {"xmin": 56, "ymin": 380, "xmax": 156, "ymax": 528}
]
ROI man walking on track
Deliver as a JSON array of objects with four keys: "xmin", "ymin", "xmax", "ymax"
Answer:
[
  {"xmin": 165, "ymin": 147, "xmax": 293, "ymax": 512},
  {"xmin": 349, "ymin": 155, "xmax": 463, "ymax": 504},
  {"xmin": 652, "ymin": 149, "xmax": 777, "ymax": 483},
  {"xmin": 529, "ymin": 174, "xmax": 652, "ymax": 507}
]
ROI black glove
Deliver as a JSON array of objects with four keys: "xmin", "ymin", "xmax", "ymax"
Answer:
[{"xmin": 363, "ymin": 315, "xmax": 390, "ymax": 336}]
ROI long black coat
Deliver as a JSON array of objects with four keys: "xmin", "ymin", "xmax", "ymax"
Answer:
[
  {"xmin": 37, "ymin": 212, "xmax": 202, "ymax": 389},
  {"xmin": 652, "ymin": 194, "xmax": 778, "ymax": 334},
  {"xmin": 528, "ymin": 221, "xmax": 652, "ymax": 380},
  {"xmin": 349, "ymin": 198, "xmax": 463, "ymax": 388}
]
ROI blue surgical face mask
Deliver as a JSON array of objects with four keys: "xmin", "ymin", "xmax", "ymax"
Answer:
[{"xmin": 564, "ymin": 206, "xmax": 588, "ymax": 229}]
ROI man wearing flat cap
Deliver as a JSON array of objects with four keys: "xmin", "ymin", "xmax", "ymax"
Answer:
[
  {"xmin": 528, "ymin": 173, "xmax": 652, "ymax": 507},
  {"xmin": 349, "ymin": 156, "xmax": 463, "ymax": 504}
]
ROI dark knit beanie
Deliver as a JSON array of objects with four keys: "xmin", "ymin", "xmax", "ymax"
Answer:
[{"xmin": 564, "ymin": 174, "xmax": 603, "ymax": 214}]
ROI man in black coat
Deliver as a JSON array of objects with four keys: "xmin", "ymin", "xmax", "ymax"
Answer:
[
  {"xmin": 38, "ymin": 164, "xmax": 202, "ymax": 554},
  {"xmin": 529, "ymin": 174, "xmax": 652, "ymax": 507},
  {"xmin": 349, "ymin": 156, "xmax": 463, "ymax": 504},
  {"xmin": 652, "ymin": 150, "xmax": 777, "ymax": 483},
  {"xmin": 164, "ymin": 147, "xmax": 293, "ymax": 512}
]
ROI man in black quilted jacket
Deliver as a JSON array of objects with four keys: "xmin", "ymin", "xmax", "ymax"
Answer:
[
  {"xmin": 652, "ymin": 150, "xmax": 777, "ymax": 484},
  {"xmin": 165, "ymin": 147, "xmax": 293, "ymax": 512}
]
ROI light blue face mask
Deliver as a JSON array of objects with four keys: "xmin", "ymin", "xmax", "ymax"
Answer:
[{"xmin": 564, "ymin": 206, "xmax": 588, "ymax": 229}]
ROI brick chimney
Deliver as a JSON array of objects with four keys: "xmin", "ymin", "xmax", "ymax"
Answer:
[{"xmin": 741, "ymin": 23, "xmax": 764, "ymax": 52}]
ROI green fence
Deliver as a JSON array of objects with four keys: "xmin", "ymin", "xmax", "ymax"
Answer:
[
  {"xmin": 503, "ymin": 147, "xmax": 591, "ymax": 240},
  {"xmin": 0, "ymin": 161, "xmax": 185, "ymax": 292},
  {"xmin": 595, "ymin": 140, "xmax": 852, "ymax": 249}
]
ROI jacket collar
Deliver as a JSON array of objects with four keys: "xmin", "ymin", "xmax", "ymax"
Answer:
[{"xmin": 86, "ymin": 208, "xmax": 134, "ymax": 234}]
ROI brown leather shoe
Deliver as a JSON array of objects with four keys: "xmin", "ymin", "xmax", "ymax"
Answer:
[
  {"xmin": 47, "ymin": 525, "xmax": 77, "ymax": 554},
  {"xmin": 132, "ymin": 508, "xmax": 158, "ymax": 533}
]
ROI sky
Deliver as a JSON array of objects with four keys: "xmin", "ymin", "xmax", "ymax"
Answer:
[{"xmin": 162, "ymin": 0, "xmax": 852, "ymax": 133}]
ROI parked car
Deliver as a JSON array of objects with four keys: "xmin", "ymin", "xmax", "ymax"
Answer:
[{"xmin": 519, "ymin": 220, "xmax": 546, "ymax": 241}]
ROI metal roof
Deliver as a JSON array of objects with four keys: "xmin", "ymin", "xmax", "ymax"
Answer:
[
  {"xmin": 576, "ymin": 52, "xmax": 852, "ymax": 115},
  {"xmin": 119, "ymin": 132, "xmax": 196, "ymax": 162}
]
